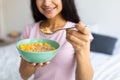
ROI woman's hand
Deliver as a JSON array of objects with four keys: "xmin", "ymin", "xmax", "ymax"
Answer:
[
  {"xmin": 66, "ymin": 22, "xmax": 91, "ymax": 53},
  {"xmin": 29, "ymin": 60, "xmax": 50, "ymax": 68},
  {"xmin": 19, "ymin": 57, "xmax": 50, "ymax": 80},
  {"xmin": 66, "ymin": 22, "xmax": 94, "ymax": 80}
]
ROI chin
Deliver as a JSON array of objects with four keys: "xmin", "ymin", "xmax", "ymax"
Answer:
[{"xmin": 45, "ymin": 15, "xmax": 56, "ymax": 19}]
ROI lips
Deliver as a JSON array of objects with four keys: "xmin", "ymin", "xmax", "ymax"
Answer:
[{"xmin": 43, "ymin": 7, "xmax": 56, "ymax": 14}]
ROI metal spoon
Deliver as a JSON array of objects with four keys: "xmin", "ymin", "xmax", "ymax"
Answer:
[{"xmin": 40, "ymin": 26, "xmax": 76, "ymax": 35}]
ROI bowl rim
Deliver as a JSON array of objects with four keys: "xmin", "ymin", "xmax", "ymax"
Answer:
[
  {"xmin": 17, "ymin": 46, "xmax": 59, "ymax": 54},
  {"xmin": 16, "ymin": 38, "xmax": 60, "ymax": 54}
]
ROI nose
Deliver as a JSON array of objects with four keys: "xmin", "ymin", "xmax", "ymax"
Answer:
[{"xmin": 43, "ymin": 0, "xmax": 51, "ymax": 6}]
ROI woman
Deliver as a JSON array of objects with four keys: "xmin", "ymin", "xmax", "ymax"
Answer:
[{"xmin": 19, "ymin": 0, "xmax": 94, "ymax": 80}]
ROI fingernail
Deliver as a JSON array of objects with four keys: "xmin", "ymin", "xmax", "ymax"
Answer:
[
  {"xmin": 46, "ymin": 61, "xmax": 50, "ymax": 64},
  {"xmin": 40, "ymin": 63, "xmax": 43, "ymax": 66},
  {"xmin": 32, "ymin": 63, "xmax": 36, "ymax": 66}
]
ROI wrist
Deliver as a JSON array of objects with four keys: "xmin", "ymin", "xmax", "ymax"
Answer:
[
  {"xmin": 21, "ymin": 75, "xmax": 29, "ymax": 80},
  {"xmin": 75, "ymin": 49, "xmax": 91, "ymax": 64}
]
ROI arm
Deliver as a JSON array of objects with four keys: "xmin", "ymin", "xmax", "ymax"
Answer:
[
  {"xmin": 66, "ymin": 22, "xmax": 94, "ymax": 80},
  {"xmin": 19, "ymin": 58, "xmax": 36, "ymax": 80},
  {"xmin": 75, "ymin": 42, "xmax": 94, "ymax": 80},
  {"xmin": 19, "ymin": 26, "xmax": 37, "ymax": 80},
  {"xmin": 19, "ymin": 58, "xmax": 50, "ymax": 80}
]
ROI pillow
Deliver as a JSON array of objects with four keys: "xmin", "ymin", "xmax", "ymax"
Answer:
[{"xmin": 90, "ymin": 33, "xmax": 118, "ymax": 55}]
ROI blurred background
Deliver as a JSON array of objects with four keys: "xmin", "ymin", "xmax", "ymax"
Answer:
[
  {"xmin": 0, "ymin": 0, "xmax": 120, "ymax": 46},
  {"xmin": 0, "ymin": 0, "xmax": 120, "ymax": 80}
]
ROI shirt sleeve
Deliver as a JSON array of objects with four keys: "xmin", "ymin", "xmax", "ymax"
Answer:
[{"xmin": 20, "ymin": 25, "xmax": 32, "ymax": 40}]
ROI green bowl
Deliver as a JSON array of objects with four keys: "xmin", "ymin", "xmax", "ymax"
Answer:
[{"xmin": 16, "ymin": 38, "xmax": 60, "ymax": 63}]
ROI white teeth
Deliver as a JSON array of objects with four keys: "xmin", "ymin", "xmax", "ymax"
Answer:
[
  {"xmin": 45, "ymin": 8, "xmax": 53, "ymax": 11},
  {"xmin": 43, "ymin": 7, "xmax": 55, "ymax": 12}
]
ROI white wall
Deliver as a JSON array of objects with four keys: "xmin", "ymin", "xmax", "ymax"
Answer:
[
  {"xmin": 0, "ymin": 0, "xmax": 2, "ymax": 34},
  {"xmin": 75, "ymin": 0, "xmax": 120, "ymax": 38},
  {"xmin": 2, "ymin": 0, "xmax": 33, "ymax": 37},
  {"xmin": 0, "ymin": 0, "xmax": 4, "ymax": 36},
  {"xmin": 0, "ymin": 0, "xmax": 120, "ymax": 38}
]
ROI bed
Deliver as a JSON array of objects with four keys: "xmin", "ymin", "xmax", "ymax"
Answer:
[
  {"xmin": 0, "ymin": 33, "xmax": 120, "ymax": 80},
  {"xmin": 90, "ymin": 33, "xmax": 120, "ymax": 80}
]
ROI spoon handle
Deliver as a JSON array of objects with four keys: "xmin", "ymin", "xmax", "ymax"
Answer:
[{"xmin": 54, "ymin": 26, "xmax": 76, "ymax": 33}]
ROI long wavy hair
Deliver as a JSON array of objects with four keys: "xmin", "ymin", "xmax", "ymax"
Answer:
[{"xmin": 30, "ymin": 0, "xmax": 80, "ymax": 23}]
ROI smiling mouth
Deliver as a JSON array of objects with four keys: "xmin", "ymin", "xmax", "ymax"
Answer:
[{"xmin": 43, "ymin": 7, "xmax": 56, "ymax": 14}]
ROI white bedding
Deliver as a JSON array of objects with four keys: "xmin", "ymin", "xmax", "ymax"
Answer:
[
  {"xmin": 0, "ymin": 44, "xmax": 22, "ymax": 80},
  {"xmin": 0, "ymin": 44, "xmax": 120, "ymax": 80},
  {"xmin": 90, "ymin": 52, "xmax": 120, "ymax": 80}
]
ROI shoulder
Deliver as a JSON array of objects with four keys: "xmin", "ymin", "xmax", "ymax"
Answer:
[
  {"xmin": 22, "ymin": 21, "xmax": 41, "ymax": 33},
  {"xmin": 20, "ymin": 21, "xmax": 40, "ymax": 39},
  {"xmin": 65, "ymin": 21, "xmax": 76, "ymax": 28},
  {"xmin": 67, "ymin": 21, "xmax": 76, "ymax": 25},
  {"xmin": 24, "ymin": 22, "xmax": 40, "ymax": 30}
]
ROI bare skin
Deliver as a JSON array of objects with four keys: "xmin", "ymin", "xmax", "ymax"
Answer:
[
  {"xmin": 19, "ymin": 22, "xmax": 94, "ymax": 80},
  {"xmin": 19, "ymin": 57, "xmax": 50, "ymax": 80},
  {"xmin": 66, "ymin": 22, "xmax": 94, "ymax": 80},
  {"xmin": 19, "ymin": 16, "xmax": 67, "ymax": 80},
  {"xmin": 19, "ymin": 0, "xmax": 94, "ymax": 79}
]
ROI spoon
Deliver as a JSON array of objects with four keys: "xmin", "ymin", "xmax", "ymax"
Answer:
[{"xmin": 40, "ymin": 26, "xmax": 76, "ymax": 35}]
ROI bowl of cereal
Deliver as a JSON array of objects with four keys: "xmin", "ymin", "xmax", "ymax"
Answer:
[{"xmin": 16, "ymin": 38, "xmax": 60, "ymax": 63}]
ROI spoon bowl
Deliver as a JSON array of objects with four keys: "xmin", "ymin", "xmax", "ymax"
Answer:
[{"xmin": 40, "ymin": 26, "xmax": 76, "ymax": 35}]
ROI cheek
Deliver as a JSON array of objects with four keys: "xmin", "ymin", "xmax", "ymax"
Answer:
[
  {"xmin": 36, "ymin": 0, "xmax": 40, "ymax": 6},
  {"xmin": 36, "ymin": 0, "xmax": 43, "ymax": 10},
  {"xmin": 59, "ymin": 4, "xmax": 63, "ymax": 12},
  {"xmin": 56, "ymin": 0, "xmax": 63, "ymax": 12}
]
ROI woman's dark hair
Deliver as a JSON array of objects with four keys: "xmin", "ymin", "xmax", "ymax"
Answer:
[{"xmin": 31, "ymin": 0, "xmax": 80, "ymax": 23}]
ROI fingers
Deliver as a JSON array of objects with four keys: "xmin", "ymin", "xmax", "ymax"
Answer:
[
  {"xmin": 66, "ymin": 29, "xmax": 89, "ymax": 42},
  {"xmin": 34, "ymin": 63, "xmax": 43, "ymax": 68},
  {"xmin": 41, "ymin": 61, "xmax": 50, "ymax": 67},
  {"xmin": 66, "ymin": 22, "xmax": 91, "ymax": 51},
  {"xmin": 66, "ymin": 31, "xmax": 87, "ymax": 50},
  {"xmin": 29, "ymin": 61, "xmax": 50, "ymax": 68},
  {"xmin": 76, "ymin": 22, "xmax": 90, "ymax": 35},
  {"xmin": 20, "ymin": 57, "xmax": 50, "ymax": 68},
  {"xmin": 29, "ymin": 62, "xmax": 39, "ymax": 67},
  {"xmin": 66, "ymin": 22, "xmax": 91, "ymax": 42}
]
